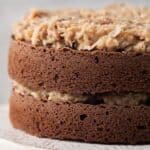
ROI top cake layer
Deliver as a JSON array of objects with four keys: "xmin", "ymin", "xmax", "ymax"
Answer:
[{"xmin": 13, "ymin": 4, "xmax": 150, "ymax": 52}]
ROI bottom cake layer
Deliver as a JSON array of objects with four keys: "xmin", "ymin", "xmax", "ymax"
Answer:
[{"xmin": 10, "ymin": 91, "xmax": 150, "ymax": 144}]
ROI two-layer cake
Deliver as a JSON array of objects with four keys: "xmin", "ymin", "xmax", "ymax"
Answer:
[{"xmin": 9, "ymin": 4, "xmax": 150, "ymax": 144}]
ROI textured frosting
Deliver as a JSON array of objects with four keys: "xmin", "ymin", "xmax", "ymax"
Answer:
[
  {"xmin": 13, "ymin": 81, "xmax": 149, "ymax": 105},
  {"xmin": 12, "ymin": 4, "xmax": 150, "ymax": 52}
]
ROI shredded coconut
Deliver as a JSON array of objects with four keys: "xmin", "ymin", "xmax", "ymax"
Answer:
[{"xmin": 13, "ymin": 4, "xmax": 150, "ymax": 52}]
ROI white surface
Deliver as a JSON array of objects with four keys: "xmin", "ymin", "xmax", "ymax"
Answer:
[
  {"xmin": 0, "ymin": 104, "xmax": 150, "ymax": 150},
  {"xmin": 0, "ymin": 0, "xmax": 150, "ymax": 103},
  {"xmin": 0, "ymin": 139, "xmax": 43, "ymax": 150}
]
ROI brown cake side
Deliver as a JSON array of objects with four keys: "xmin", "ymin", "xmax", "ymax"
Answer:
[
  {"xmin": 10, "ymin": 91, "xmax": 150, "ymax": 144},
  {"xmin": 9, "ymin": 40, "xmax": 150, "ymax": 94}
]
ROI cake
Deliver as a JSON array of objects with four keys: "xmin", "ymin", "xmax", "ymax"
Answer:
[{"xmin": 8, "ymin": 4, "xmax": 150, "ymax": 144}]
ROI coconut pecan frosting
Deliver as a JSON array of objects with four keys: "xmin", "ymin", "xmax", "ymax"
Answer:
[{"xmin": 13, "ymin": 4, "xmax": 150, "ymax": 52}]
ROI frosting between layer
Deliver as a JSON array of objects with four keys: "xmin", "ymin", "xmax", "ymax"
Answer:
[{"xmin": 13, "ymin": 81, "xmax": 149, "ymax": 105}]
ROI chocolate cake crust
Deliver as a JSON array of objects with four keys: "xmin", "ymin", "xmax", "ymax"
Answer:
[
  {"xmin": 9, "ymin": 40, "xmax": 150, "ymax": 94},
  {"xmin": 10, "ymin": 91, "xmax": 150, "ymax": 144}
]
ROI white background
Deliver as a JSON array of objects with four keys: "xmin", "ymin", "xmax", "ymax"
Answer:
[{"xmin": 0, "ymin": 0, "xmax": 150, "ymax": 103}]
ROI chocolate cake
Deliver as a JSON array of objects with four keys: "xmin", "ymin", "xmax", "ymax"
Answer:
[{"xmin": 9, "ymin": 4, "xmax": 150, "ymax": 144}]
